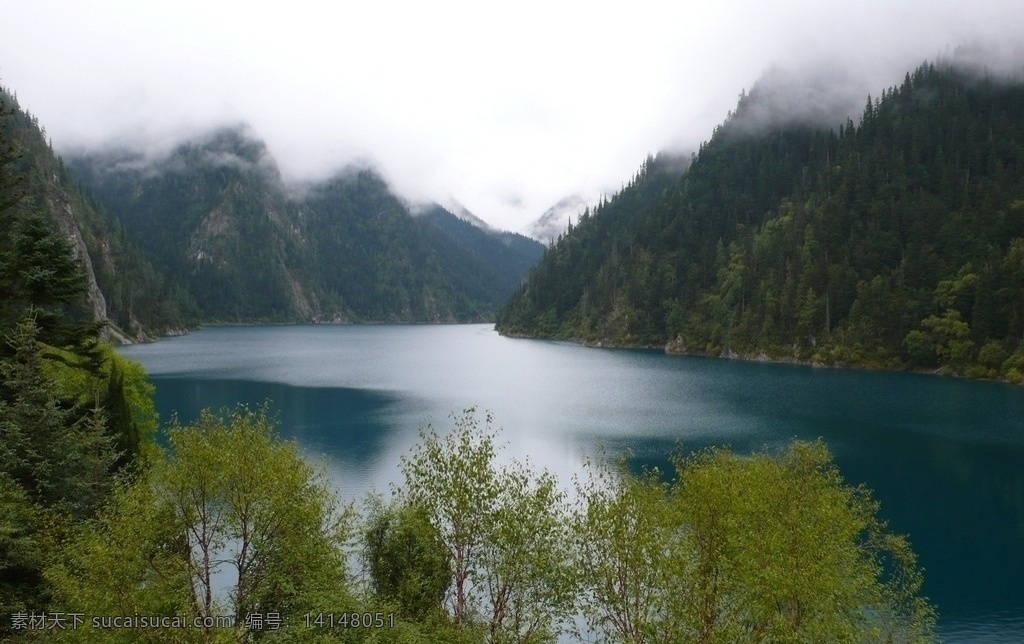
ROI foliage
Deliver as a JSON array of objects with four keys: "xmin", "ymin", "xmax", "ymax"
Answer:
[
  {"xmin": 0, "ymin": 102, "xmax": 172, "ymax": 637},
  {"xmin": 44, "ymin": 472, "xmax": 196, "ymax": 643},
  {"xmin": 0, "ymin": 477, "xmax": 53, "ymax": 637},
  {"xmin": 0, "ymin": 316, "xmax": 119, "ymax": 641},
  {"xmin": 0, "ymin": 94, "xmax": 102, "ymax": 355},
  {"xmin": 0, "ymin": 86, "xmax": 198, "ymax": 337},
  {"xmin": 396, "ymin": 409, "xmax": 576, "ymax": 642},
  {"xmin": 4, "ymin": 389, "xmax": 935, "ymax": 644},
  {"xmin": 497, "ymin": 60, "xmax": 1024, "ymax": 381},
  {"xmin": 48, "ymin": 405, "xmax": 354, "ymax": 643},
  {"xmin": 477, "ymin": 462, "xmax": 576, "ymax": 643},
  {"xmin": 399, "ymin": 410, "xmax": 501, "ymax": 628},
  {"xmin": 0, "ymin": 211, "xmax": 95, "ymax": 350},
  {"xmin": 41, "ymin": 342, "xmax": 157, "ymax": 473},
  {"xmin": 363, "ymin": 498, "xmax": 451, "ymax": 621},
  {"xmin": 573, "ymin": 459, "xmax": 677, "ymax": 643},
  {"xmin": 574, "ymin": 442, "xmax": 936, "ymax": 644},
  {"xmin": 0, "ymin": 317, "xmax": 115, "ymax": 519}
]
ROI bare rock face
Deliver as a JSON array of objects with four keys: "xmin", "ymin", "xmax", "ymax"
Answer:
[
  {"xmin": 54, "ymin": 200, "xmax": 107, "ymax": 319},
  {"xmin": 50, "ymin": 196, "xmax": 133, "ymax": 342}
]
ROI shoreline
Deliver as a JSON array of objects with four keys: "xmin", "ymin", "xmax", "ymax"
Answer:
[
  {"xmin": 118, "ymin": 317, "xmax": 500, "ymax": 345},
  {"xmin": 498, "ymin": 329, "xmax": 1024, "ymax": 387}
]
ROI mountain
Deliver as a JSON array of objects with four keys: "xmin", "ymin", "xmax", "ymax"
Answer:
[
  {"xmin": 497, "ymin": 60, "xmax": 1024, "ymax": 382},
  {"xmin": 68, "ymin": 128, "xmax": 544, "ymax": 323},
  {"xmin": 527, "ymin": 195, "xmax": 590, "ymax": 244},
  {"xmin": 0, "ymin": 87, "xmax": 198, "ymax": 340},
  {"xmin": 416, "ymin": 204, "xmax": 544, "ymax": 312},
  {"xmin": 436, "ymin": 197, "xmax": 495, "ymax": 231}
]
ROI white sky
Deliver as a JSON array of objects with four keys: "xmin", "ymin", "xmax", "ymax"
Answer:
[{"xmin": 1, "ymin": 0, "xmax": 1022, "ymax": 232}]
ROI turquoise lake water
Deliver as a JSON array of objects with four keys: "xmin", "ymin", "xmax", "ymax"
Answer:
[{"xmin": 120, "ymin": 324, "xmax": 1024, "ymax": 642}]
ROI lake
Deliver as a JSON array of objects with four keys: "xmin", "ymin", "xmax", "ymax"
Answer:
[{"xmin": 120, "ymin": 324, "xmax": 1024, "ymax": 642}]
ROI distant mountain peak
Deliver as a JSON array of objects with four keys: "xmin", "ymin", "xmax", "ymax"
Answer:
[
  {"xmin": 526, "ymin": 195, "xmax": 591, "ymax": 243},
  {"xmin": 435, "ymin": 197, "xmax": 495, "ymax": 232}
]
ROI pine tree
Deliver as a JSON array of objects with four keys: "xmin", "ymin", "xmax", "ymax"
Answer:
[
  {"xmin": 103, "ymin": 360, "xmax": 140, "ymax": 473},
  {"xmin": 0, "ymin": 316, "xmax": 114, "ymax": 519}
]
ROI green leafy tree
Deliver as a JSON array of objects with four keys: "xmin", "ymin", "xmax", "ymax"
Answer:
[
  {"xmin": 0, "ymin": 316, "xmax": 115, "ymax": 641},
  {"xmin": 48, "ymin": 405, "xmax": 354, "ymax": 643},
  {"xmin": 0, "ymin": 213, "xmax": 97, "ymax": 351},
  {"xmin": 102, "ymin": 359, "xmax": 141, "ymax": 471},
  {"xmin": 363, "ymin": 498, "xmax": 451, "ymax": 622},
  {"xmin": 910, "ymin": 310, "xmax": 976, "ymax": 373},
  {"xmin": 573, "ymin": 460, "xmax": 679, "ymax": 643},
  {"xmin": 45, "ymin": 472, "xmax": 195, "ymax": 643},
  {"xmin": 574, "ymin": 442, "xmax": 935, "ymax": 643},
  {"xmin": 40, "ymin": 343, "xmax": 157, "ymax": 474},
  {"xmin": 0, "ymin": 102, "xmax": 101, "ymax": 360},
  {"xmin": 399, "ymin": 410, "xmax": 501, "ymax": 629},
  {"xmin": 671, "ymin": 442, "xmax": 934, "ymax": 642},
  {"xmin": 478, "ymin": 463, "xmax": 575, "ymax": 643},
  {"xmin": 397, "ymin": 409, "xmax": 576, "ymax": 642}
]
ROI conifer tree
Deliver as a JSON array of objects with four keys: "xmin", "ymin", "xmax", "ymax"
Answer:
[{"xmin": 0, "ymin": 316, "xmax": 114, "ymax": 519}]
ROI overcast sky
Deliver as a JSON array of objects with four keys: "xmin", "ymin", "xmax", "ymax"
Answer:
[{"xmin": 1, "ymin": 0, "xmax": 1022, "ymax": 232}]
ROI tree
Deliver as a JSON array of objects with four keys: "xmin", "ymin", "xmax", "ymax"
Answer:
[
  {"xmin": 496, "ymin": 62, "xmax": 1024, "ymax": 383},
  {"xmin": 672, "ymin": 442, "xmax": 934, "ymax": 642},
  {"xmin": 40, "ymin": 342, "xmax": 157, "ymax": 475},
  {"xmin": 399, "ymin": 409, "xmax": 501, "ymax": 629},
  {"xmin": 0, "ymin": 316, "xmax": 116, "ymax": 642},
  {"xmin": 574, "ymin": 442, "xmax": 935, "ymax": 643},
  {"xmin": 478, "ymin": 462, "xmax": 575, "ymax": 643},
  {"xmin": 397, "ymin": 409, "xmax": 576, "ymax": 642},
  {"xmin": 48, "ymin": 405, "xmax": 354, "ymax": 642},
  {"xmin": 573, "ymin": 460, "xmax": 680, "ymax": 643},
  {"xmin": 0, "ymin": 477, "xmax": 52, "ymax": 641},
  {"xmin": 45, "ymin": 469, "xmax": 195, "ymax": 643},
  {"xmin": 908, "ymin": 310, "xmax": 976, "ymax": 373},
  {"xmin": 0, "ymin": 316, "xmax": 113, "ymax": 519},
  {"xmin": 102, "ymin": 359, "xmax": 142, "ymax": 472},
  {"xmin": 363, "ymin": 498, "xmax": 451, "ymax": 622},
  {"xmin": 1, "ymin": 93, "xmax": 101, "ymax": 363}
]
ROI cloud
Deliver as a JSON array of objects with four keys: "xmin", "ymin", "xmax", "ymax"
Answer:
[
  {"xmin": 721, "ymin": 64, "xmax": 879, "ymax": 138},
  {"xmin": 1, "ymin": 0, "xmax": 1022, "ymax": 231},
  {"xmin": 66, "ymin": 124, "xmax": 276, "ymax": 181}
]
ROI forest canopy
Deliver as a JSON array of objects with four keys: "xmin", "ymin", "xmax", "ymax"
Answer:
[{"xmin": 497, "ymin": 62, "xmax": 1024, "ymax": 383}]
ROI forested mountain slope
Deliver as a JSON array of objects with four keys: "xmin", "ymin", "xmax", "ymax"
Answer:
[
  {"xmin": 69, "ymin": 129, "xmax": 544, "ymax": 323},
  {"xmin": 0, "ymin": 88, "xmax": 198, "ymax": 338},
  {"xmin": 497, "ymin": 62, "xmax": 1024, "ymax": 381},
  {"xmin": 1, "ymin": 89, "xmax": 159, "ymax": 636}
]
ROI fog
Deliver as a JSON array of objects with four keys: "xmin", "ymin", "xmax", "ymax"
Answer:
[{"xmin": 1, "ymin": 0, "xmax": 1022, "ymax": 231}]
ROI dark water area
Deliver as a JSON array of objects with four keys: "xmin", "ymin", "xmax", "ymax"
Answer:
[{"xmin": 121, "ymin": 324, "xmax": 1024, "ymax": 642}]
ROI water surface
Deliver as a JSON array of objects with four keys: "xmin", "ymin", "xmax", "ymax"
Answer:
[{"xmin": 121, "ymin": 324, "xmax": 1024, "ymax": 642}]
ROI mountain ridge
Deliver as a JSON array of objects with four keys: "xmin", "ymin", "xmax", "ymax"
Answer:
[
  {"xmin": 1, "ymin": 86, "xmax": 200, "ymax": 341},
  {"xmin": 67, "ymin": 125, "xmax": 544, "ymax": 325},
  {"xmin": 497, "ymin": 59, "xmax": 1024, "ymax": 383}
]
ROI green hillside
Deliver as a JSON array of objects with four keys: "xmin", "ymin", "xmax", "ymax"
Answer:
[
  {"xmin": 1, "ymin": 88, "xmax": 160, "ymax": 636},
  {"xmin": 497, "ymin": 62, "xmax": 1024, "ymax": 381},
  {"xmin": 0, "ymin": 88, "xmax": 198, "ymax": 338},
  {"xmin": 69, "ymin": 129, "xmax": 544, "ymax": 324}
]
